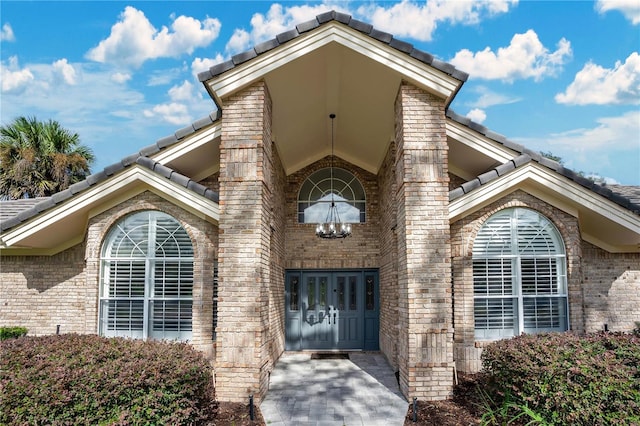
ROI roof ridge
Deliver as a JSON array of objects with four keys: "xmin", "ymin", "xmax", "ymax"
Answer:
[{"xmin": 197, "ymin": 9, "xmax": 469, "ymax": 83}]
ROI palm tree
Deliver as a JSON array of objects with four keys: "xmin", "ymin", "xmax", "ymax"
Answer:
[{"xmin": 0, "ymin": 116, "xmax": 95, "ymax": 199}]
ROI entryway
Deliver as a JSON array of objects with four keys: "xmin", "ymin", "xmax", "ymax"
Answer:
[
  {"xmin": 260, "ymin": 352, "xmax": 408, "ymax": 425},
  {"xmin": 285, "ymin": 270, "xmax": 379, "ymax": 351}
]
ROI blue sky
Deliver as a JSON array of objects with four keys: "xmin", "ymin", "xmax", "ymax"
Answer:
[{"xmin": 1, "ymin": 1, "xmax": 639, "ymax": 184}]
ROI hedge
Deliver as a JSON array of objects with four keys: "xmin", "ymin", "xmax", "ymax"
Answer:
[
  {"xmin": 0, "ymin": 334, "xmax": 215, "ymax": 425},
  {"xmin": 481, "ymin": 332, "xmax": 640, "ymax": 425},
  {"xmin": 0, "ymin": 326, "xmax": 28, "ymax": 340}
]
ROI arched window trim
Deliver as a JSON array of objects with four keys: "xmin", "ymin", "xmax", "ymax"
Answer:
[
  {"xmin": 98, "ymin": 211, "xmax": 194, "ymax": 341},
  {"xmin": 472, "ymin": 207, "xmax": 569, "ymax": 340},
  {"xmin": 297, "ymin": 167, "xmax": 366, "ymax": 223}
]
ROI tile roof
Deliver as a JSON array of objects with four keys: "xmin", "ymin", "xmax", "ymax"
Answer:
[
  {"xmin": 197, "ymin": 10, "xmax": 469, "ymax": 84},
  {"xmin": 1, "ymin": 11, "xmax": 638, "ymax": 238},
  {"xmin": 447, "ymin": 144, "xmax": 640, "ymax": 215},
  {"xmin": 0, "ymin": 197, "xmax": 50, "ymax": 222},
  {"xmin": 0, "ymin": 156, "xmax": 219, "ymax": 233}
]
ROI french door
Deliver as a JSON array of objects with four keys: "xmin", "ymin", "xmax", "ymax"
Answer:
[{"xmin": 285, "ymin": 270, "xmax": 379, "ymax": 351}]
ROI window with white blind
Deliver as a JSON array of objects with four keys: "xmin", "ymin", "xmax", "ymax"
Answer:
[
  {"xmin": 473, "ymin": 208, "xmax": 568, "ymax": 340},
  {"xmin": 99, "ymin": 211, "xmax": 194, "ymax": 341}
]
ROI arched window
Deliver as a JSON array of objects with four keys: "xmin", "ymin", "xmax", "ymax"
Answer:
[
  {"xmin": 99, "ymin": 211, "xmax": 194, "ymax": 341},
  {"xmin": 298, "ymin": 167, "xmax": 366, "ymax": 223},
  {"xmin": 473, "ymin": 208, "xmax": 568, "ymax": 340}
]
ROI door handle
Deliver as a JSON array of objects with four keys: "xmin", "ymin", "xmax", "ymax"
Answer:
[
  {"xmin": 328, "ymin": 313, "xmax": 330, "ymax": 325},
  {"xmin": 333, "ymin": 313, "xmax": 336, "ymax": 323}
]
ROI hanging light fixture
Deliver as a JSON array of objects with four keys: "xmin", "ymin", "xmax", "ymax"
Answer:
[{"xmin": 316, "ymin": 114, "xmax": 352, "ymax": 239}]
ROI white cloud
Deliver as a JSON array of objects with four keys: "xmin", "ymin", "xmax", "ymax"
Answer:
[
  {"xmin": 168, "ymin": 80, "xmax": 202, "ymax": 102},
  {"xmin": 224, "ymin": 0, "xmax": 517, "ymax": 55},
  {"xmin": 1, "ymin": 23, "xmax": 15, "ymax": 42},
  {"xmin": 515, "ymin": 110, "xmax": 640, "ymax": 183},
  {"xmin": 226, "ymin": 28, "xmax": 252, "ymax": 56},
  {"xmin": 111, "ymin": 72, "xmax": 131, "ymax": 83},
  {"xmin": 141, "ymin": 81, "xmax": 207, "ymax": 126},
  {"xmin": 545, "ymin": 110, "xmax": 640, "ymax": 151},
  {"xmin": 467, "ymin": 85, "xmax": 521, "ymax": 108},
  {"xmin": 449, "ymin": 30, "xmax": 572, "ymax": 82},
  {"xmin": 224, "ymin": 3, "xmax": 345, "ymax": 54},
  {"xmin": 1, "ymin": 56, "xmax": 34, "ymax": 93},
  {"xmin": 555, "ymin": 52, "xmax": 640, "ymax": 105},
  {"xmin": 359, "ymin": 0, "xmax": 517, "ymax": 42},
  {"xmin": 466, "ymin": 108, "xmax": 487, "ymax": 123},
  {"xmin": 191, "ymin": 55, "xmax": 224, "ymax": 78},
  {"xmin": 86, "ymin": 6, "xmax": 221, "ymax": 68},
  {"xmin": 52, "ymin": 59, "xmax": 77, "ymax": 85},
  {"xmin": 143, "ymin": 102, "xmax": 191, "ymax": 125},
  {"xmin": 596, "ymin": 0, "xmax": 640, "ymax": 24}
]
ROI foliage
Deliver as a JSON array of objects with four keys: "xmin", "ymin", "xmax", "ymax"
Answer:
[
  {"xmin": 0, "ymin": 326, "xmax": 28, "ymax": 340},
  {"xmin": 0, "ymin": 116, "xmax": 95, "ymax": 199},
  {"xmin": 481, "ymin": 332, "xmax": 640, "ymax": 425},
  {"xmin": 477, "ymin": 388, "xmax": 548, "ymax": 426},
  {"xmin": 0, "ymin": 334, "xmax": 215, "ymax": 425}
]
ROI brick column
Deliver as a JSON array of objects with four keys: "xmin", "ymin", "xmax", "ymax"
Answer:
[
  {"xmin": 395, "ymin": 82, "xmax": 453, "ymax": 400},
  {"xmin": 215, "ymin": 81, "xmax": 273, "ymax": 403}
]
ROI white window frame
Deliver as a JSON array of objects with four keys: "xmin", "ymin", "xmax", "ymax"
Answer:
[
  {"xmin": 473, "ymin": 208, "xmax": 569, "ymax": 340},
  {"xmin": 297, "ymin": 167, "xmax": 366, "ymax": 223},
  {"xmin": 99, "ymin": 211, "xmax": 194, "ymax": 341}
]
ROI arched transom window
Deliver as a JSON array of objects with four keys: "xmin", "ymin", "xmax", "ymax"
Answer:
[
  {"xmin": 99, "ymin": 211, "xmax": 194, "ymax": 341},
  {"xmin": 473, "ymin": 208, "xmax": 568, "ymax": 340},
  {"xmin": 298, "ymin": 167, "xmax": 366, "ymax": 223}
]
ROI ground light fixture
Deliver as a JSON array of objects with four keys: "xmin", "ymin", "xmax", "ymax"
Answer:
[{"xmin": 315, "ymin": 113, "xmax": 352, "ymax": 239}]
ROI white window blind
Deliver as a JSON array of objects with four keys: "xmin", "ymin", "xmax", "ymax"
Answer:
[
  {"xmin": 99, "ymin": 211, "xmax": 194, "ymax": 341},
  {"xmin": 473, "ymin": 208, "xmax": 568, "ymax": 339}
]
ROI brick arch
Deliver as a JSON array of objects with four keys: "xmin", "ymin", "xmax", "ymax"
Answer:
[
  {"xmin": 86, "ymin": 193, "xmax": 216, "ymax": 263},
  {"xmin": 459, "ymin": 191, "xmax": 580, "ymax": 261}
]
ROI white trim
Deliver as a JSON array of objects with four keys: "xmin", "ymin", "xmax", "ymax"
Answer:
[
  {"xmin": 446, "ymin": 120, "xmax": 515, "ymax": 164},
  {"xmin": 206, "ymin": 23, "xmax": 461, "ymax": 104},
  {"xmin": 0, "ymin": 166, "xmax": 219, "ymax": 251},
  {"xmin": 152, "ymin": 123, "xmax": 221, "ymax": 166}
]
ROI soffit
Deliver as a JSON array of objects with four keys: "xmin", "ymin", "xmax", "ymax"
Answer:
[{"xmin": 205, "ymin": 22, "xmax": 462, "ymax": 175}]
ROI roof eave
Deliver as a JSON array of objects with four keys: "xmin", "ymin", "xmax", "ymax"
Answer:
[{"xmin": 449, "ymin": 163, "xmax": 640, "ymax": 253}]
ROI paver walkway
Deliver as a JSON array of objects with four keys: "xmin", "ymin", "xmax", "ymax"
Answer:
[{"xmin": 260, "ymin": 352, "xmax": 408, "ymax": 426}]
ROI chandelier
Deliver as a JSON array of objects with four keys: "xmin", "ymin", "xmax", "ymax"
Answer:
[{"xmin": 316, "ymin": 114, "xmax": 352, "ymax": 239}]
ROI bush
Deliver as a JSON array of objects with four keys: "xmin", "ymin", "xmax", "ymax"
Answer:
[
  {"xmin": 0, "ymin": 326, "xmax": 28, "ymax": 340},
  {"xmin": 481, "ymin": 332, "xmax": 640, "ymax": 425},
  {"xmin": 0, "ymin": 334, "xmax": 215, "ymax": 425}
]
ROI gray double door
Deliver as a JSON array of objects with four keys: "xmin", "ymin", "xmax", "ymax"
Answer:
[{"xmin": 285, "ymin": 270, "xmax": 379, "ymax": 351}]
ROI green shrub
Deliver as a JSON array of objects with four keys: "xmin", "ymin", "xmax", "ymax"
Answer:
[
  {"xmin": 0, "ymin": 326, "xmax": 28, "ymax": 340},
  {"xmin": 0, "ymin": 334, "xmax": 215, "ymax": 425},
  {"xmin": 481, "ymin": 332, "xmax": 640, "ymax": 425}
]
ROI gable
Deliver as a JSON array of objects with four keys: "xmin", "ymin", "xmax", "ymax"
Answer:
[
  {"xmin": 0, "ymin": 164, "xmax": 219, "ymax": 255},
  {"xmin": 198, "ymin": 12, "xmax": 466, "ymax": 176}
]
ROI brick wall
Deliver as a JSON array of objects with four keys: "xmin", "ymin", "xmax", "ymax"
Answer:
[
  {"xmin": 582, "ymin": 241, "xmax": 640, "ymax": 332},
  {"xmin": 215, "ymin": 80, "xmax": 274, "ymax": 403},
  {"xmin": 282, "ymin": 158, "xmax": 380, "ymax": 270},
  {"xmin": 394, "ymin": 82, "xmax": 453, "ymax": 400},
  {"xmin": 450, "ymin": 190, "xmax": 584, "ymax": 373},
  {"xmin": 378, "ymin": 140, "xmax": 399, "ymax": 371},
  {"xmin": 0, "ymin": 244, "xmax": 88, "ymax": 335},
  {"xmin": 0, "ymin": 190, "xmax": 218, "ymax": 360}
]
